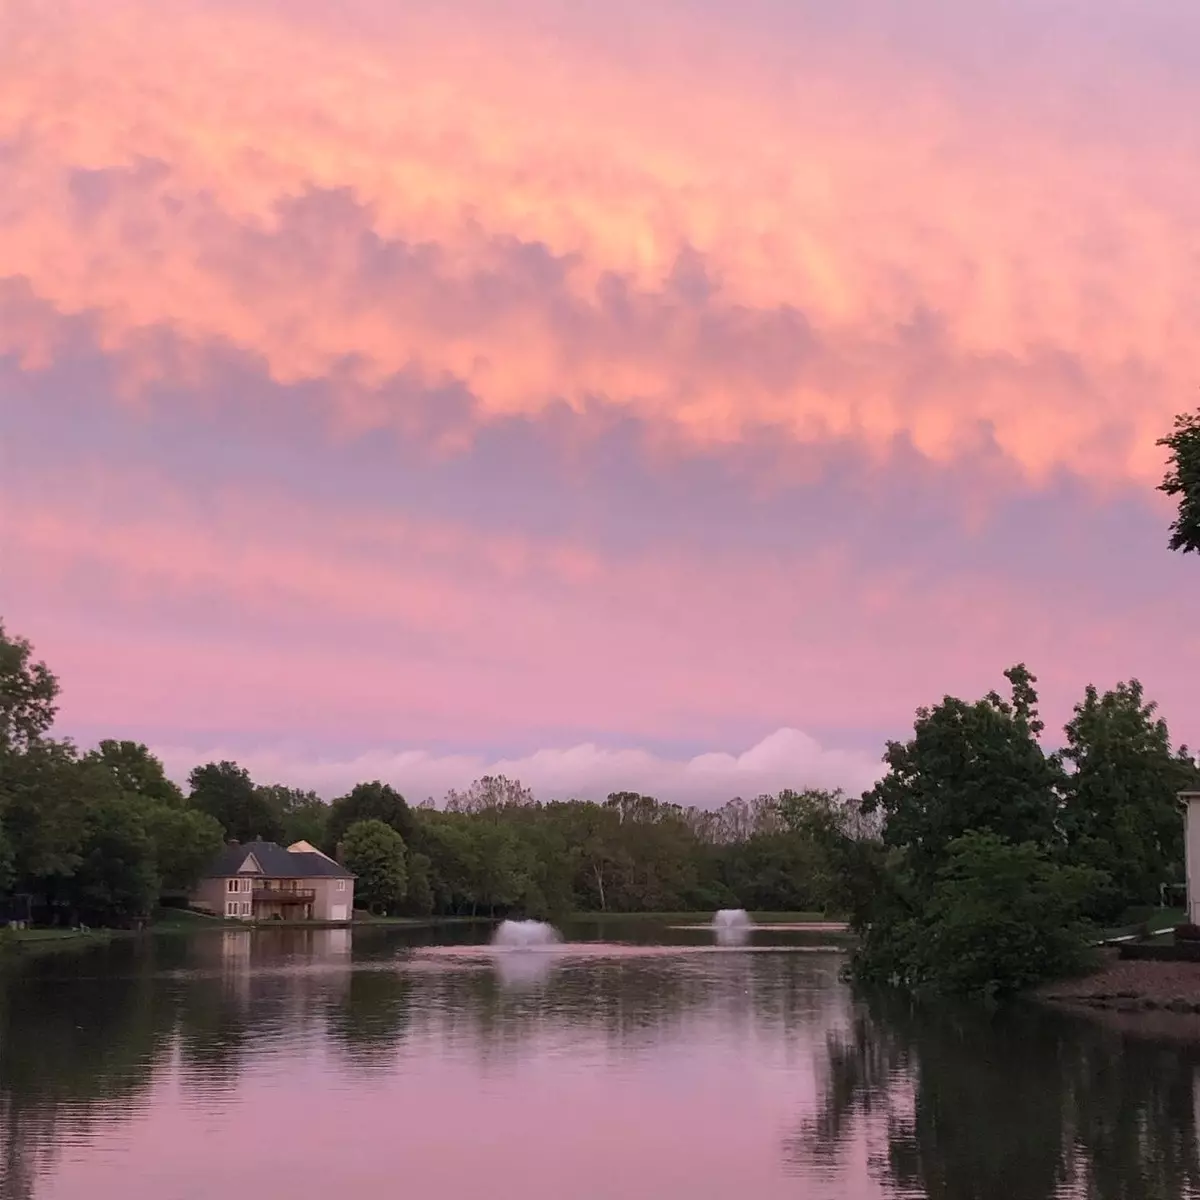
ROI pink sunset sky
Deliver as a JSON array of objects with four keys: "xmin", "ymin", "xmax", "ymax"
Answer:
[{"xmin": 3, "ymin": 0, "xmax": 1200, "ymax": 804}]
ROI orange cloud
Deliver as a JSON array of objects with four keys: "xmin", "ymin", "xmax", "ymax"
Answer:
[{"xmin": 2, "ymin": 0, "xmax": 1198, "ymax": 482}]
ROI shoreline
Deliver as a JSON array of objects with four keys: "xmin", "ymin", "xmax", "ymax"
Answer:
[
  {"xmin": 2, "ymin": 909, "xmax": 844, "ymax": 951},
  {"xmin": 1038, "ymin": 948, "xmax": 1200, "ymax": 1016}
]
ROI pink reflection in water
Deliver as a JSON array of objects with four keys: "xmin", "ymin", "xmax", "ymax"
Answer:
[{"xmin": 31, "ymin": 941, "xmax": 874, "ymax": 1200}]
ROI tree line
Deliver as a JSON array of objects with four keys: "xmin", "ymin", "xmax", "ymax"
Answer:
[
  {"xmin": 1, "ymin": 615, "xmax": 1196, "ymax": 992},
  {"xmin": 0, "ymin": 619, "xmax": 879, "ymax": 925}
]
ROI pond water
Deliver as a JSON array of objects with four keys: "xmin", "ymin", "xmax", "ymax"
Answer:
[{"xmin": 4, "ymin": 920, "xmax": 1199, "ymax": 1199}]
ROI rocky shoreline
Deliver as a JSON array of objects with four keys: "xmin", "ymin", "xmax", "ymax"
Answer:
[{"xmin": 1040, "ymin": 949, "xmax": 1200, "ymax": 1014}]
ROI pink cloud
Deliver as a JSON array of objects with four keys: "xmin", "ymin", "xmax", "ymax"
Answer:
[
  {"xmin": 4, "ymin": 464, "xmax": 1200, "ymax": 762},
  {"xmin": 4, "ymin": 0, "xmax": 1200, "ymax": 782},
  {"xmin": 1, "ymin": 0, "xmax": 1197, "ymax": 483},
  {"xmin": 148, "ymin": 728, "xmax": 884, "ymax": 806}
]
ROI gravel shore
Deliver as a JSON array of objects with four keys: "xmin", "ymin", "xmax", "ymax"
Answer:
[{"xmin": 1040, "ymin": 949, "xmax": 1200, "ymax": 1013}]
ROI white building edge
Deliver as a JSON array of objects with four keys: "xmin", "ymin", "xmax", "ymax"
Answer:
[{"xmin": 1180, "ymin": 791, "xmax": 1200, "ymax": 925}]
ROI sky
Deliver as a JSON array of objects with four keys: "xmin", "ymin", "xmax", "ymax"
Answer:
[{"xmin": 3, "ymin": 0, "xmax": 1200, "ymax": 805}]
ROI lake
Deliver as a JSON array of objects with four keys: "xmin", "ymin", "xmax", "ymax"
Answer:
[{"xmin": 4, "ymin": 920, "xmax": 1199, "ymax": 1199}]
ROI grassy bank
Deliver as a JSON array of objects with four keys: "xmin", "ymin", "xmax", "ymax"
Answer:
[
  {"xmin": 1, "ymin": 908, "xmax": 849, "ymax": 957},
  {"xmin": 568, "ymin": 910, "xmax": 838, "ymax": 923},
  {"xmin": 0, "ymin": 927, "xmax": 116, "ymax": 958},
  {"xmin": 1098, "ymin": 906, "xmax": 1185, "ymax": 944},
  {"xmin": 3, "ymin": 927, "xmax": 113, "ymax": 944}
]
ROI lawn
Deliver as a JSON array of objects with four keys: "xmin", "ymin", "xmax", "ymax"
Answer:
[
  {"xmin": 5, "ymin": 928, "xmax": 108, "ymax": 942},
  {"xmin": 152, "ymin": 907, "xmax": 229, "ymax": 932},
  {"xmin": 1098, "ymin": 906, "xmax": 1186, "ymax": 943},
  {"xmin": 569, "ymin": 910, "xmax": 839, "ymax": 923},
  {"xmin": 0, "ymin": 927, "xmax": 115, "ymax": 957}
]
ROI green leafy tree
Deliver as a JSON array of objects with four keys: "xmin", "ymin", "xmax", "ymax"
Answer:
[
  {"xmin": 718, "ymin": 831, "xmax": 831, "ymax": 913},
  {"xmin": 863, "ymin": 664, "xmax": 1062, "ymax": 889},
  {"xmin": 84, "ymin": 740, "xmax": 185, "ymax": 807},
  {"xmin": 1059, "ymin": 680, "xmax": 1199, "ymax": 917},
  {"xmin": 257, "ymin": 785, "xmax": 330, "ymax": 848},
  {"xmin": 2, "ymin": 741, "xmax": 97, "ymax": 897},
  {"xmin": 501, "ymin": 809, "xmax": 576, "ymax": 918},
  {"xmin": 0, "ymin": 620, "xmax": 59, "ymax": 754},
  {"xmin": 403, "ymin": 851, "xmax": 435, "ymax": 916},
  {"xmin": 920, "ymin": 832, "xmax": 1103, "ymax": 998},
  {"xmin": 467, "ymin": 821, "xmax": 528, "ymax": 915},
  {"xmin": 555, "ymin": 800, "xmax": 624, "ymax": 911},
  {"xmin": 328, "ymin": 781, "xmax": 414, "ymax": 850},
  {"xmin": 418, "ymin": 814, "xmax": 481, "ymax": 914},
  {"xmin": 341, "ymin": 819, "xmax": 407, "ymax": 915},
  {"xmin": 0, "ymin": 816, "xmax": 14, "ymax": 893},
  {"xmin": 142, "ymin": 805, "xmax": 225, "ymax": 892},
  {"xmin": 847, "ymin": 667, "xmax": 1107, "ymax": 997},
  {"xmin": 188, "ymin": 761, "xmax": 282, "ymax": 843},
  {"xmin": 1158, "ymin": 408, "xmax": 1200, "ymax": 553},
  {"xmin": 73, "ymin": 794, "xmax": 161, "ymax": 925}
]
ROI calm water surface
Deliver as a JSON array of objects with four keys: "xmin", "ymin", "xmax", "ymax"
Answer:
[{"xmin": 3, "ymin": 920, "xmax": 1199, "ymax": 1199}]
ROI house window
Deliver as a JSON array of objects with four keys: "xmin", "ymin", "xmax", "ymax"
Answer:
[
  {"xmin": 225, "ymin": 901, "xmax": 238, "ymax": 917},
  {"xmin": 337, "ymin": 880, "xmax": 346, "ymax": 892},
  {"xmin": 241, "ymin": 878, "xmax": 253, "ymax": 893},
  {"xmin": 227, "ymin": 879, "xmax": 238, "ymax": 893},
  {"xmin": 240, "ymin": 901, "xmax": 251, "ymax": 916}
]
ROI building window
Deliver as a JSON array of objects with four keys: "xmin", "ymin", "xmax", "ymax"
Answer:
[
  {"xmin": 241, "ymin": 878, "xmax": 253, "ymax": 893},
  {"xmin": 240, "ymin": 901, "xmax": 251, "ymax": 916},
  {"xmin": 225, "ymin": 901, "xmax": 238, "ymax": 916},
  {"xmin": 227, "ymin": 879, "xmax": 238, "ymax": 893},
  {"xmin": 337, "ymin": 880, "xmax": 346, "ymax": 892}
]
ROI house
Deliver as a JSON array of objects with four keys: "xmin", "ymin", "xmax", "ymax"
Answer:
[
  {"xmin": 1183, "ymin": 792, "xmax": 1200, "ymax": 925},
  {"xmin": 192, "ymin": 839, "xmax": 355, "ymax": 923}
]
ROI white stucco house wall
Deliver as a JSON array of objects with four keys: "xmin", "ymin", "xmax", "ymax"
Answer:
[{"xmin": 1180, "ymin": 792, "xmax": 1200, "ymax": 925}]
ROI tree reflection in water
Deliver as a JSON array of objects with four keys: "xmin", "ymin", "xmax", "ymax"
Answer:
[
  {"xmin": 6, "ymin": 935, "xmax": 1200, "ymax": 1200},
  {"xmin": 795, "ymin": 991, "xmax": 1200, "ymax": 1199}
]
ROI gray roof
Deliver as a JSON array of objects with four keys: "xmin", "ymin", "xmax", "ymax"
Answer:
[{"xmin": 203, "ymin": 839, "xmax": 355, "ymax": 880}]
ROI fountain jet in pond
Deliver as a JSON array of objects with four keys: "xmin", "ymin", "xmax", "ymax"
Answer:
[
  {"xmin": 712, "ymin": 908, "xmax": 752, "ymax": 946},
  {"xmin": 489, "ymin": 920, "xmax": 562, "ymax": 987},
  {"xmin": 490, "ymin": 919, "xmax": 562, "ymax": 949}
]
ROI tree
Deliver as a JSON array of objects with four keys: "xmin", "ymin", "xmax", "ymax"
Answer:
[
  {"xmin": 1059, "ymin": 680, "xmax": 1199, "ymax": 917},
  {"xmin": 341, "ymin": 819, "xmax": 407, "ymax": 915},
  {"xmin": 257, "ymin": 785, "xmax": 330, "ymax": 848},
  {"xmin": 403, "ymin": 851, "xmax": 435, "ymax": 916},
  {"xmin": 919, "ymin": 832, "xmax": 1102, "ymax": 998},
  {"xmin": 0, "ymin": 815, "xmax": 14, "ymax": 893},
  {"xmin": 188, "ymin": 761, "xmax": 282, "ymax": 843},
  {"xmin": 418, "ymin": 815, "xmax": 478, "ymax": 914},
  {"xmin": 142, "ymin": 806, "xmax": 225, "ymax": 892},
  {"xmin": 0, "ymin": 620, "xmax": 59, "ymax": 754},
  {"xmin": 1158, "ymin": 408, "xmax": 1200, "ymax": 554},
  {"xmin": 554, "ymin": 800, "xmax": 623, "ymax": 912},
  {"xmin": 465, "ymin": 821, "xmax": 529, "ymax": 915},
  {"xmin": 72, "ymin": 794, "xmax": 160, "ymax": 926},
  {"xmin": 444, "ymin": 774, "xmax": 535, "ymax": 817},
  {"xmin": 846, "ymin": 666, "xmax": 1108, "ymax": 997},
  {"xmin": 2, "ymin": 741, "xmax": 96, "ymax": 898},
  {"xmin": 84, "ymin": 740, "xmax": 185, "ymax": 807},
  {"xmin": 863, "ymin": 664, "xmax": 1062, "ymax": 889},
  {"xmin": 327, "ymin": 781, "xmax": 414, "ymax": 850}
]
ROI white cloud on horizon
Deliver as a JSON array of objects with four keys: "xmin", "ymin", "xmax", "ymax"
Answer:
[{"xmin": 153, "ymin": 728, "xmax": 885, "ymax": 809}]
